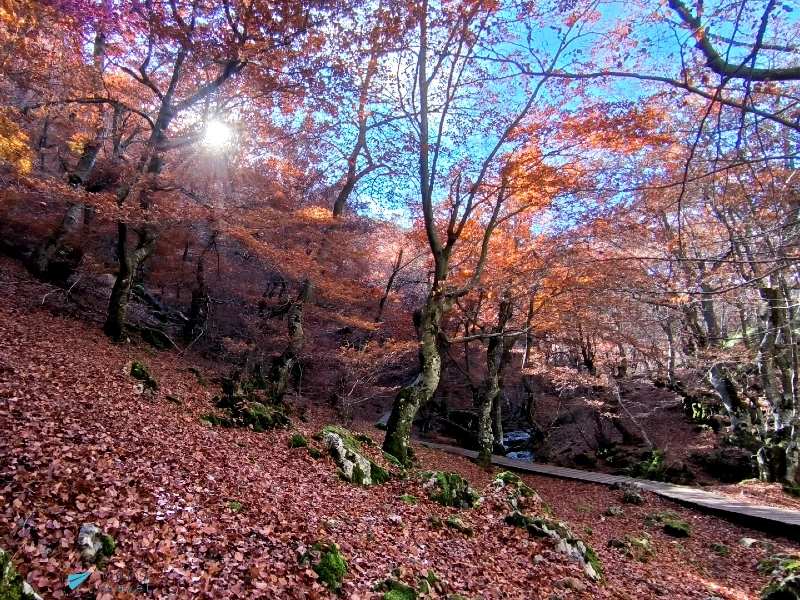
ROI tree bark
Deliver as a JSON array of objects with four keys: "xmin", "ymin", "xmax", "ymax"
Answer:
[
  {"xmin": 267, "ymin": 279, "xmax": 313, "ymax": 402},
  {"xmin": 103, "ymin": 223, "xmax": 157, "ymax": 342},
  {"xmin": 382, "ymin": 294, "xmax": 449, "ymax": 463},
  {"xmin": 184, "ymin": 233, "xmax": 216, "ymax": 343}
]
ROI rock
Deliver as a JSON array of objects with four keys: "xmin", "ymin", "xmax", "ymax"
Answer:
[
  {"xmin": 77, "ymin": 524, "xmax": 115, "ymax": 565},
  {"xmin": 556, "ymin": 538, "xmax": 602, "ymax": 581},
  {"xmin": 762, "ymin": 573, "xmax": 800, "ymax": 599},
  {"xmin": 445, "ymin": 515, "xmax": 474, "ymax": 537},
  {"xmin": 604, "ymin": 506, "xmax": 625, "ymax": 517},
  {"xmin": 421, "ymin": 471, "xmax": 479, "ymax": 508},
  {"xmin": 505, "ymin": 511, "xmax": 601, "ymax": 581},
  {"xmin": 323, "ymin": 428, "xmax": 389, "ymax": 486},
  {"xmin": 0, "ymin": 547, "xmax": 42, "ymax": 600},
  {"xmin": 645, "ymin": 513, "xmax": 691, "ymax": 538},
  {"xmin": 555, "ymin": 577, "xmax": 587, "ymax": 592},
  {"xmin": 503, "ymin": 430, "xmax": 532, "ymax": 451},
  {"xmin": 740, "ymin": 537, "xmax": 760, "ymax": 548},
  {"xmin": 534, "ymin": 554, "xmax": 545, "ymax": 565},
  {"xmin": 695, "ymin": 448, "xmax": 755, "ymax": 483},
  {"xmin": 622, "ymin": 488, "xmax": 646, "ymax": 505}
]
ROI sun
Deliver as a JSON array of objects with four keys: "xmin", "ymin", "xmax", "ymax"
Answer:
[{"xmin": 204, "ymin": 121, "xmax": 232, "ymax": 149}]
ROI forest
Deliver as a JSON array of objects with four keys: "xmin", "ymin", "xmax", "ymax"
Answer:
[{"xmin": 2, "ymin": 0, "xmax": 800, "ymax": 598}]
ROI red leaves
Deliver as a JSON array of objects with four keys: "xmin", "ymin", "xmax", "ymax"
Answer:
[{"xmin": 0, "ymin": 267, "xmax": 797, "ymax": 600}]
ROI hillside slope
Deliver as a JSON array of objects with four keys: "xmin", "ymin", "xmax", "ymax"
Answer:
[{"xmin": 0, "ymin": 260, "xmax": 798, "ymax": 600}]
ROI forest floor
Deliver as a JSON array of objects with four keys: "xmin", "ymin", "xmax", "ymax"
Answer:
[{"xmin": 1, "ymin": 258, "xmax": 800, "ymax": 600}]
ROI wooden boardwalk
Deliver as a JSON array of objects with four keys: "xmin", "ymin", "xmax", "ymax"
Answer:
[{"xmin": 414, "ymin": 440, "xmax": 800, "ymax": 540}]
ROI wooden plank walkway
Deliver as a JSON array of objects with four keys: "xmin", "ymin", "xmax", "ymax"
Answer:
[{"xmin": 414, "ymin": 440, "xmax": 800, "ymax": 540}]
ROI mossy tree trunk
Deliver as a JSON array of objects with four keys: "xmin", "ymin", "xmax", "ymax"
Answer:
[
  {"xmin": 267, "ymin": 279, "xmax": 313, "ymax": 402},
  {"xmin": 383, "ymin": 294, "xmax": 450, "ymax": 463},
  {"xmin": 756, "ymin": 283, "xmax": 800, "ymax": 483},
  {"xmin": 477, "ymin": 297, "xmax": 514, "ymax": 466},
  {"xmin": 103, "ymin": 223, "xmax": 157, "ymax": 342}
]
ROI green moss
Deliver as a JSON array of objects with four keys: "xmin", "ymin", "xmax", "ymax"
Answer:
[
  {"xmin": 227, "ymin": 501, "xmax": 244, "ymax": 512},
  {"xmin": 290, "ymin": 433, "xmax": 308, "ymax": 448},
  {"xmin": 188, "ymin": 366, "xmax": 208, "ymax": 387},
  {"xmin": 352, "ymin": 464, "xmax": 367, "ymax": 485},
  {"xmin": 604, "ymin": 506, "xmax": 625, "ymax": 517},
  {"xmin": 356, "ymin": 433, "xmax": 376, "ymax": 446},
  {"xmin": 200, "ymin": 413, "xmax": 233, "ymax": 428},
  {"xmin": 504, "ymin": 511, "xmax": 573, "ymax": 539},
  {"xmin": 129, "ymin": 360, "xmax": 158, "ymax": 390},
  {"xmin": 0, "ymin": 548, "xmax": 26, "ymax": 600},
  {"xmin": 383, "ymin": 452, "xmax": 404, "ymax": 469},
  {"xmin": 494, "ymin": 471, "xmax": 536, "ymax": 497},
  {"xmin": 399, "ymin": 494, "xmax": 418, "ymax": 506},
  {"xmin": 645, "ymin": 512, "xmax": 691, "ymax": 537},
  {"xmin": 710, "ymin": 543, "xmax": 730, "ymax": 557},
  {"xmin": 582, "ymin": 541, "xmax": 603, "ymax": 579},
  {"xmin": 626, "ymin": 448, "xmax": 666, "ymax": 481},
  {"xmin": 609, "ymin": 534, "xmax": 655, "ymax": 562},
  {"xmin": 100, "ymin": 535, "xmax": 116, "ymax": 558},
  {"xmin": 308, "ymin": 447, "xmax": 322, "ymax": 459},
  {"xmin": 313, "ymin": 543, "xmax": 347, "ymax": 590},
  {"xmin": 321, "ymin": 426, "xmax": 362, "ymax": 452},
  {"xmin": 165, "ymin": 395, "xmax": 183, "ymax": 405},
  {"xmin": 384, "ymin": 580, "xmax": 419, "ymax": 600},
  {"xmin": 369, "ymin": 460, "xmax": 391, "ymax": 484},
  {"xmin": 577, "ymin": 502, "xmax": 593, "ymax": 513},
  {"xmin": 427, "ymin": 472, "xmax": 479, "ymax": 508},
  {"xmin": 445, "ymin": 515, "xmax": 474, "ymax": 537},
  {"xmin": 427, "ymin": 516, "xmax": 442, "ymax": 527},
  {"xmin": 584, "ymin": 526, "xmax": 593, "ymax": 536}
]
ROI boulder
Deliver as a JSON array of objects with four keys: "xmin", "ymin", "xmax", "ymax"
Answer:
[
  {"xmin": 323, "ymin": 428, "xmax": 389, "ymax": 486},
  {"xmin": 0, "ymin": 548, "xmax": 42, "ymax": 600},
  {"xmin": 77, "ymin": 524, "xmax": 115, "ymax": 565},
  {"xmin": 421, "ymin": 471, "xmax": 479, "ymax": 508}
]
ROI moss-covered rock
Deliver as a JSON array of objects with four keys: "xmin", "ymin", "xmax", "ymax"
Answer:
[
  {"xmin": 644, "ymin": 513, "xmax": 691, "ymax": 537},
  {"xmin": 399, "ymin": 494, "xmax": 418, "ymax": 506},
  {"xmin": 504, "ymin": 511, "xmax": 573, "ymax": 539},
  {"xmin": 710, "ymin": 542, "xmax": 730, "ymax": 557},
  {"xmin": 188, "ymin": 366, "xmax": 208, "ymax": 387},
  {"xmin": 378, "ymin": 578, "xmax": 419, "ymax": 600},
  {"xmin": 129, "ymin": 360, "xmax": 158, "ymax": 390},
  {"xmin": 165, "ymin": 394, "xmax": 183, "ymax": 405},
  {"xmin": 313, "ymin": 543, "xmax": 348, "ymax": 590},
  {"xmin": 762, "ymin": 574, "xmax": 800, "ymax": 599},
  {"xmin": 608, "ymin": 534, "xmax": 656, "ymax": 562},
  {"xmin": 494, "ymin": 471, "xmax": 536, "ymax": 497},
  {"xmin": 356, "ymin": 433, "xmax": 376, "ymax": 446},
  {"xmin": 383, "ymin": 452, "xmax": 404, "ymax": 469},
  {"xmin": 0, "ymin": 548, "xmax": 42, "ymax": 600},
  {"xmin": 445, "ymin": 515, "xmax": 474, "ymax": 537},
  {"xmin": 308, "ymin": 447, "xmax": 322, "ymax": 459},
  {"xmin": 200, "ymin": 413, "xmax": 233, "ymax": 428},
  {"xmin": 428, "ymin": 515, "xmax": 442, "ymax": 527},
  {"xmin": 604, "ymin": 506, "xmax": 625, "ymax": 517},
  {"xmin": 290, "ymin": 433, "xmax": 308, "ymax": 448},
  {"xmin": 323, "ymin": 428, "xmax": 389, "ymax": 486},
  {"xmin": 422, "ymin": 472, "xmax": 479, "ymax": 508}
]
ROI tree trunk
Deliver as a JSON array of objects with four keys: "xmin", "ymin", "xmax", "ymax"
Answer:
[
  {"xmin": 33, "ymin": 201, "xmax": 85, "ymax": 275},
  {"xmin": 184, "ymin": 233, "xmax": 216, "ymax": 343},
  {"xmin": 707, "ymin": 363, "xmax": 753, "ymax": 432},
  {"xmin": 267, "ymin": 279, "xmax": 313, "ymax": 402},
  {"xmin": 103, "ymin": 223, "xmax": 157, "ymax": 342},
  {"xmin": 476, "ymin": 298, "xmax": 513, "ymax": 466},
  {"xmin": 382, "ymin": 294, "xmax": 448, "ymax": 464}
]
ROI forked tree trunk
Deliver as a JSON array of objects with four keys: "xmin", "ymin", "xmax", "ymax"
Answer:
[
  {"xmin": 476, "ymin": 298, "xmax": 513, "ymax": 466},
  {"xmin": 382, "ymin": 294, "xmax": 449, "ymax": 464},
  {"xmin": 103, "ymin": 223, "xmax": 157, "ymax": 342}
]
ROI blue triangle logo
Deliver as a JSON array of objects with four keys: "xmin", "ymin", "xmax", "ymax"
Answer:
[{"xmin": 67, "ymin": 572, "xmax": 92, "ymax": 590}]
